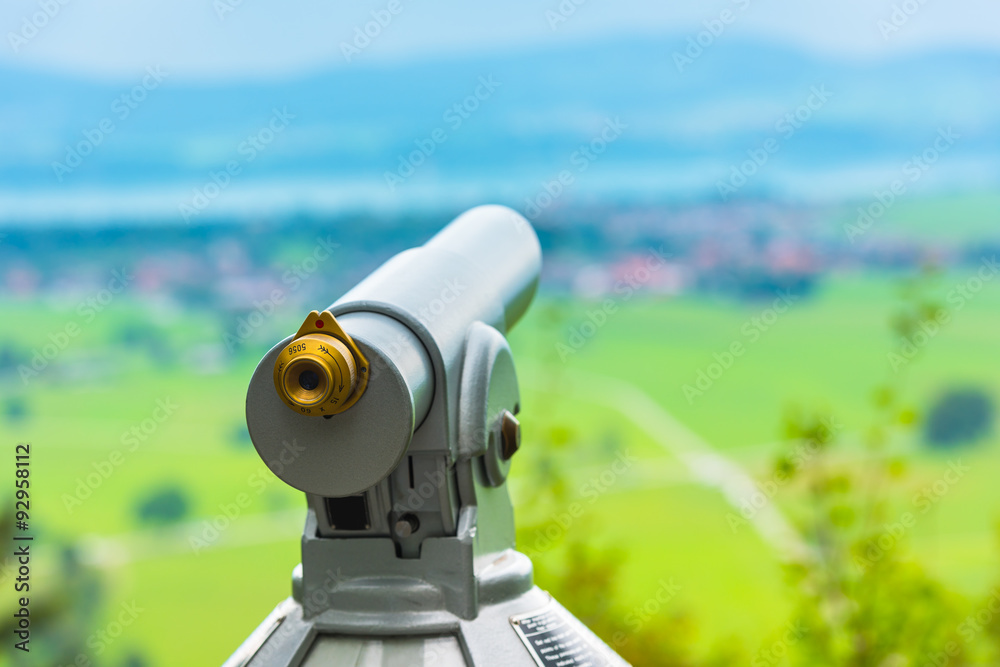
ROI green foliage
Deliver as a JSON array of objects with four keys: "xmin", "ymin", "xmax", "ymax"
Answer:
[
  {"xmin": 775, "ymin": 404, "xmax": 973, "ymax": 666},
  {"xmin": 517, "ymin": 266, "xmax": 1000, "ymax": 664},
  {"xmin": 765, "ymin": 267, "xmax": 996, "ymax": 666},
  {"xmin": 546, "ymin": 541, "xmax": 707, "ymax": 667},
  {"xmin": 0, "ymin": 505, "xmax": 107, "ymax": 666},
  {"xmin": 516, "ymin": 422, "xmax": 746, "ymax": 666}
]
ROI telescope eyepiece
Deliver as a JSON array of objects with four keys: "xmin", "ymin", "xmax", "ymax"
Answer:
[
  {"xmin": 278, "ymin": 352, "xmax": 343, "ymax": 408},
  {"xmin": 272, "ymin": 312, "xmax": 369, "ymax": 416}
]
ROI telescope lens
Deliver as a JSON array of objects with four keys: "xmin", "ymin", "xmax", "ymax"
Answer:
[
  {"xmin": 281, "ymin": 358, "xmax": 332, "ymax": 408},
  {"xmin": 272, "ymin": 326, "xmax": 361, "ymax": 415},
  {"xmin": 298, "ymin": 369, "xmax": 320, "ymax": 391}
]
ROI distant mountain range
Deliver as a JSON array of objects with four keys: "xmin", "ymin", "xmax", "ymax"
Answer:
[{"xmin": 1, "ymin": 35, "xmax": 998, "ymax": 223}]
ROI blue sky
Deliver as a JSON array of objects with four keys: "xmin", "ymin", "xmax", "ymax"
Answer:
[{"xmin": 3, "ymin": 0, "xmax": 1000, "ymax": 81}]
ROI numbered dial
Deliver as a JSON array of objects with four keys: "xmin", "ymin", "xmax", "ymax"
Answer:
[{"xmin": 272, "ymin": 311, "xmax": 369, "ymax": 416}]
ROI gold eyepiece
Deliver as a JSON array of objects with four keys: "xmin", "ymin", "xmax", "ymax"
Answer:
[
  {"xmin": 273, "ymin": 311, "xmax": 369, "ymax": 416},
  {"xmin": 281, "ymin": 355, "xmax": 335, "ymax": 407}
]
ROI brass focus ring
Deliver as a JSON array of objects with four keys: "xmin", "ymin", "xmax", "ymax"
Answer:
[{"xmin": 273, "ymin": 334, "xmax": 358, "ymax": 416}]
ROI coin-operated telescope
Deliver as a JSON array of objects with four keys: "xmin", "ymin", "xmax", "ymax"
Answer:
[{"xmin": 224, "ymin": 205, "xmax": 630, "ymax": 666}]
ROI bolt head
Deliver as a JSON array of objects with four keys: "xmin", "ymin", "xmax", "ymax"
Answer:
[
  {"xmin": 500, "ymin": 410, "xmax": 521, "ymax": 461},
  {"xmin": 394, "ymin": 514, "xmax": 419, "ymax": 538}
]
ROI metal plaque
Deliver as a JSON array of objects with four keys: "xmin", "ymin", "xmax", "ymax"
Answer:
[{"xmin": 511, "ymin": 602, "xmax": 629, "ymax": 667}]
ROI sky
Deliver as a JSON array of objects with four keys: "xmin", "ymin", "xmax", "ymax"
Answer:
[{"xmin": 2, "ymin": 0, "xmax": 1000, "ymax": 81}]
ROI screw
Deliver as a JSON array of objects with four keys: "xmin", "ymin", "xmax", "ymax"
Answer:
[{"xmin": 394, "ymin": 514, "xmax": 420, "ymax": 538}]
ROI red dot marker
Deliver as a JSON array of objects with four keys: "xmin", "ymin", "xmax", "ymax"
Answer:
[{"xmin": 315, "ymin": 320, "xmax": 324, "ymax": 328}]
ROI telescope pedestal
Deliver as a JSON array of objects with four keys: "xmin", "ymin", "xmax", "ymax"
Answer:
[{"xmin": 225, "ymin": 511, "xmax": 628, "ymax": 667}]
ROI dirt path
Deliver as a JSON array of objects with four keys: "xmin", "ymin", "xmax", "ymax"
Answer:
[{"xmin": 527, "ymin": 367, "xmax": 812, "ymax": 563}]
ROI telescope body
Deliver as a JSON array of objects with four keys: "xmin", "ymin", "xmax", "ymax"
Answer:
[{"xmin": 229, "ymin": 206, "xmax": 630, "ymax": 667}]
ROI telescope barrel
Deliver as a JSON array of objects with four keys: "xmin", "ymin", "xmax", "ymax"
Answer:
[
  {"xmin": 331, "ymin": 205, "xmax": 542, "ymax": 335},
  {"xmin": 247, "ymin": 205, "xmax": 541, "ymax": 497},
  {"xmin": 421, "ymin": 205, "xmax": 542, "ymax": 331}
]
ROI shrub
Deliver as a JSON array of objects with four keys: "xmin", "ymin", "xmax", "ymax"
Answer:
[{"xmin": 924, "ymin": 387, "xmax": 994, "ymax": 447}]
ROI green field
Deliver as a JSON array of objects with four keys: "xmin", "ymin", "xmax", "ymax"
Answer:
[{"xmin": 3, "ymin": 267, "xmax": 1000, "ymax": 665}]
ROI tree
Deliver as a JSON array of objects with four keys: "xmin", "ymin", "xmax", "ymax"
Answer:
[
  {"xmin": 135, "ymin": 484, "xmax": 190, "ymax": 526},
  {"xmin": 924, "ymin": 387, "xmax": 994, "ymax": 447}
]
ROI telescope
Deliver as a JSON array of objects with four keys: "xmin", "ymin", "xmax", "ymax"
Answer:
[{"xmin": 224, "ymin": 205, "xmax": 630, "ymax": 666}]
